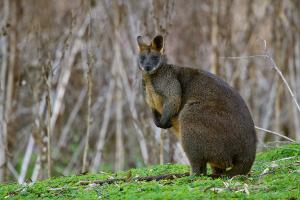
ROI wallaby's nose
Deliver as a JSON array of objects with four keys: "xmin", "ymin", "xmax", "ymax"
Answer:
[
  {"xmin": 145, "ymin": 61, "xmax": 152, "ymax": 71},
  {"xmin": 145, "ymin": 66, "xmax": 151, "ymax": 71}
]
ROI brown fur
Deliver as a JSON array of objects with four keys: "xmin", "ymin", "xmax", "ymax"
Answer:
[{"xmin": 138, "ymin": 35, "xmax": 257, "ymax": 177}]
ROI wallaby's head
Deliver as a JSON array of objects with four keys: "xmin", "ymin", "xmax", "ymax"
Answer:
[{"xmin": 137, "ymin": 35, "xmax": 165, "ymax": 74}]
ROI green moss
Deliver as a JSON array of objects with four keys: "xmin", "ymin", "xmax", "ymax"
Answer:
[{"xmin": 1, "ymin": 143, "xmax": 299, "ymax": 199}]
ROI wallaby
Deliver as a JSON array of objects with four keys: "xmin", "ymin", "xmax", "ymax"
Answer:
[{"xmin": 137, "ymin": 35, "xmax": 257, "ymax": 177}]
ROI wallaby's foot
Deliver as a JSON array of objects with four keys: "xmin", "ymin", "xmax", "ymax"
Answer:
[
  {"xmin": 223, "ymin": 159, "xmax": 254, "ymax": 178},
  {"xmin": 207, "ymin": 166, "xmax": 225, "ymax": 179},
  {"xmin": 190, "ymin": 162, "xmax": 207, "ymax": 176},
  {"xmin": 211, "ymin": 166, "xmax": 226, "ymax": 175}
]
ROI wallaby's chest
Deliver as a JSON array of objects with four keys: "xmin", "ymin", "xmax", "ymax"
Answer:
[{"xmin": 143, "ymin": 76, "xmax": 164, "ymax": 113}]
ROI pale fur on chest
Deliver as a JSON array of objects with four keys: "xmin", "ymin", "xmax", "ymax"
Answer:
[
  {"xmin": 143, "ymin": 75, "xmax": 181, "ymax": 139},
  {"xmin": 143, "ymin": 76, "xmax": 164, "ymax": 113}
]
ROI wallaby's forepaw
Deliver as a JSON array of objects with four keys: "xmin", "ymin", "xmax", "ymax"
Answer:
[
  {"xmin": 154, "ymin": 117, "xmax": 172, "ymax": 129},
  {"xmin": 153, "ymin": 110, "xmax": 172, "ymax": 129},
  {"xmin": 157, "ymin": 119, "xmax": 172, "ymax": 129}
]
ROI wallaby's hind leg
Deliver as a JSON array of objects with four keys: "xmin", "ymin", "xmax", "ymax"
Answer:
[
  {"xmin": 181, "ymin": 130, "xmax": 207, "ymax": 176},
  {"xmin": 180, "ymin": 105, "xmax": 209, "ymax": 176},
  {"xmin": 182, "ymin": 133, "xmax": 207, "ymax": 176},
  {"xmin": 224, "ymin": 158, "xmax": 254, "ymax": 177},
  {"xmin": 180, "ymin": 123, "xmax": 207, "ymax": 176}
]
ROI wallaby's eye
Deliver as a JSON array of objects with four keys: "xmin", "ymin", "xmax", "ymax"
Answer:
[
  {"xmin": 140, "ymin": 55, "xmax": 145, "ymax": 62},
  {"xmin": 151, "ymin": 56, "xmax": 159, "ymax": 64}
]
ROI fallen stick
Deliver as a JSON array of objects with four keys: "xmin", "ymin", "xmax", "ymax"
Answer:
[{"xmin": 78, "ymin": 172, "xmax": 190, "ymax": 186}]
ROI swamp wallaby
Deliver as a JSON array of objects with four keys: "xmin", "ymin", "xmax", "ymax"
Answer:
[{"xmin": 137, "ymin": 35, "xmax": 257, "ymax": 177}]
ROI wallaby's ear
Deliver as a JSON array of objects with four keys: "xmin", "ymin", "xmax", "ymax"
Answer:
[
  {"xmin": 137, "ymin": 36, "xmax": 148, "ymax": 51},
  {"xmin": 151, "ymin": 35, "xmax": 164, "ymax": 52}
]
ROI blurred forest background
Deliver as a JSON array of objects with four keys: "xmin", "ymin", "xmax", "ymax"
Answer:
[{"xmin": 0, "ymin": 0, "xmax": 299, "ymax": 183}]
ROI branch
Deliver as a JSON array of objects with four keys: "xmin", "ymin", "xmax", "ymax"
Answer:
[
  {"xmin": 82, "ymin": 50, "xmax": 93, "ymax": 173},
  {"xmin": 78, "ymin": 172, "xmax": 190, "ymax": 186},
  {"xmin": 220, "ymin": 42, "xmax": 300, "ymax": 142},
  {"xmin": 220, "ymin": 53, "xmax": 300, "ymax": 114},
  {"xmin": 18, "ymin": 135, "xmax": 35, "ymax": 183},
  {"xmin": 254, "ymin": 126, "xmax": 295, "ymax": 142}
]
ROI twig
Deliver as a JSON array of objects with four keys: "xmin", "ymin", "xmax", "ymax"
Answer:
[
  {"xmin": 7, "ymin": 161, "xmax": 19, "ymax": 181},
  {"xmin": 0, "ymin": 0, "xmax": 17, "ymax": 182},
  {"xmin": 258, "ymin": 75, "xmax": 278, "ymax": 146},
  {"xmin": 115, "ymin": 74, "xmax": 124, "ymax": 171},
  {"xmin": 91, "ymin": 80, "xmax": 115, "ymax": 172},
  {"xmin": 31, "ymin": 96, "xmax": 47, "ymax": 181},
  {"xmin": 82, "ymin": 1, "xmax": 93, "ymax": 174},
  {"xmin": 219, "ymin": 54, "xmax": 267, "ymax": 59},
  {"xmin": 56, "ymin": 88, "xmax": 87, "ymax": 151},
  {"xmin": 173, "ymin": 142, "xmax": 190, "ymax": 164},
  {"xmin": 132, "ymin": 172, "xmax": 189, "ymax": 182},
  {"xmin": 63, "ymin": 139, "xmax": 85, "ymax": 176},
  {"xmin": 114, "ymin": 28, "xmax": 149, "ymax": 165},
  {"xmin": 78, "ymin": 172, "xmax": 190, "ymax": 186},
  {"xmin": 288, "ymin": 52, "xmax": 300, "ymax": 141},
  {"xmin": 272, "ymin": 155, "xmax": 298, "ymax": 163},
  {"xmin": 160, "ymin": 129, "xmax": 165, "ymax": 164},
  {"xmin": 0, "ymin": 31, "xmax": 8, "ymax": 180},
  {"xmin": 220, "ymin": 53, "xmax": 300, "ymax": 114},
  {"xmin": 82, "ymin": 50, "xmax": 93, "ymax": 173},
  {"xmin": 50, "ymin": 39, "xmax": 83, "ymax": 133},
  {"xmin": 31, "ymin": 155, "xmax": 41, "ymax": 182},
  {"xmin": 43, "ymin": 61, "xmax": 52, "ymax": 178},
  {"xmin": 255, "ymin": 126, "xmax": 295, "ymax": 142},
  {"xmin": 50, "ymin": 14, "xmax": 90, "ymax": 135},
  {"xmin": 220, "ymin": 45, "xmax": 300, "ymax": 142},
  {"xmin": 267, "ymin": 54, "xmax": 300, "ymax": 113},
  {"xmin": 210, "ymin": 0, "xmax": 220, "ymax": 75},
  {"xmin": 114, "ymin": 24, "xmax": 125, "ymax": 171},
  {"xmin": 18, "ymin": 135, "xmax": 35, "ymax": 183}
]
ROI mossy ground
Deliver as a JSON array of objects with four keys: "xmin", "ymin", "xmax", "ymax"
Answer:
[{"xmin": 1, "ymin": 143, "xmax": 299, "ymax": 199}]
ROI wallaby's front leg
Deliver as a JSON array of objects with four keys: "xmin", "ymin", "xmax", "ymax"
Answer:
[
  {"xmin": 159, "ymin": 102, "xmax": 173, "ymax": 128},
  {"xmin": 159, "ymin": 96, "xmax": 180, "ymax": 128},
  {"xmin": 158, "ymin": 77, "xmax": 182, "ymax": 128},
  {"xmin": 152, "ymin": 109, "xmax": 172, "ymax": 129}
]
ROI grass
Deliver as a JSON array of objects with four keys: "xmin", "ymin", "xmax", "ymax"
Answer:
[{"xmin": 0, "ymin": 143, "xmax": 299, "ymax": 199}]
